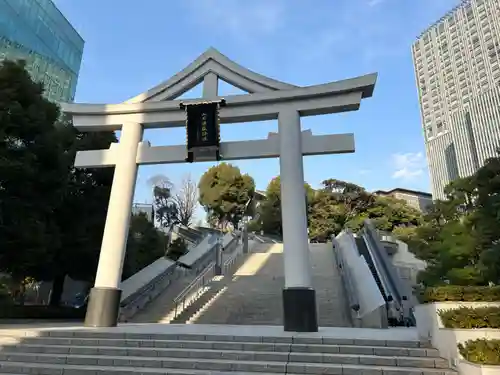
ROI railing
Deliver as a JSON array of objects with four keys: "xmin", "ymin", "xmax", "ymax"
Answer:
[
  {"xmin": 332, "ymin": 237, "xmax": 360, "ymax": 324},
  {"xmin": 362, "ymin": 220, "xmax": 416, "ymax": 325},
  {"xmin": 222, "ymin": 241, "xmax": 242, "ymax": 275},
  {"xmin": 168, "ymin": 231, "xmax": 243, "ymax": 321},
  {"xmin": 171, "ymin": 262, "xmax": 216, "ymax": 320},
  {"xmin": 362, "ymin": 233, "xmax": 396, "ymax": 302}
]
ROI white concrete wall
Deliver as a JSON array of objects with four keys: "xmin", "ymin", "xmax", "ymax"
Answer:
[
  {"xmin": 415, "ymin": 302, "xmax": 500, "ymax": 374},
  {"xmin": 120, "ymin": 257, "xmax": 175, "ymax": 302},
  {"xmin": 392, "ymin": 240, "xmax": 426, "ymax": 270},
  {"xmin": 415, "ymin": 301, "xmax": 500, "ymax": 341},
  {"xmin": 460, "ymin": 361, "xmax": 500, "ymax": 375},
  {"xmin": 390, "ymin": 239, "xmax": 427, "ymax": 286},
  {"xmin": 177, "ymin": 234, "xmax": 216, "ymax": 266}
]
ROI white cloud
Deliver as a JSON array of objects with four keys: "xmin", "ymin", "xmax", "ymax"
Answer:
[
  {"xmin": 183, "ymin": 0, "xmax": 286, "ymax": 39},
  {"xmin": 391, "ymin": 152, "xmax": 426, "ymax": 181}
]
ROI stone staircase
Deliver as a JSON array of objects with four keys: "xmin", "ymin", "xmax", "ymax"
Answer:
[
  {"xmin": 0, "ymin": 330, "xmax": 456, "ymax": 374},
  {"xmin": 169, "ymin": 277, "xmax": 228, "ymax": 324},
  {"xmin": 130, "ymin": 242, "xmax": 351, "ymax": 327},
  {"xmin": 192, "ymin": 242, "xmax": 351, "ymax": 327}
]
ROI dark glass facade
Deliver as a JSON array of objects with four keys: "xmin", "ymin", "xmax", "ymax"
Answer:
[{"xmin": 0, "ymin": 0, "xmax": 84, "ymax": 102}]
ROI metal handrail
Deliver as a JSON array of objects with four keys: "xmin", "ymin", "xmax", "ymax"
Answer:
[
  {"xmin": 169, "ymin": 232, "xmax": 242, "ymax": 320},
  {"xmin": 223, "ymin": 249, "xmax": 240, "ymax": 275},
  {"xmin": 363, "ymin": 232, "xmax": 396, "ymax": 303},
  {"xmin": 174, "ymin": 262, "xmax": 215, "ymax": 303},
  {"xmin": 171, "ymin": 262, "xmax": 216, "ymax": 320},
  {"xmin": 362, "ymin": 221, "xmax": 416, "ymax": 325}
]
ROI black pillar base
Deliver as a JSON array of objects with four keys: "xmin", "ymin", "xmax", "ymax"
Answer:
[
  {"xmin": 214, "ymin": 264, "xmax": 222, "ymax": 275},
  {"xmin": 84, "ymin": 287, "xmax": 122, "ymax": 328},
  {"xmin": 282, "ymin": 287, "xmax": 318, "ymax": 332}
]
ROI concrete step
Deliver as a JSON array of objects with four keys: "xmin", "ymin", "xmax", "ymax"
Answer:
[
  {"xmin": 0, "ymin": 337, "xmax": 440, "ymax": 357},
  {"xmin": 170, "ymin": 280, "xmax": 228, "ymax": 324},
  {"xmin": 0, "ymin": 331, "xmax": 432, "ymax": 348},
  {"xmin": 0, "ymin": 360, "xmax": 457, "ymax": 375},
  {"xmin": 192, "ymin": 243, "xmax": 352, "ymax": 327},
  {"xmin": 0, "ymin": 331, "xmax": 456, "ymax": 375},
  {"xmin": 0, "ymin": 345, "xmax": 449, "ymax": 368}
]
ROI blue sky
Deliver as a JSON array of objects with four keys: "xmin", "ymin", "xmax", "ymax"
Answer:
[{"xmin": 54, "ymin": 0, "xmax": 458, "ymax": 219}]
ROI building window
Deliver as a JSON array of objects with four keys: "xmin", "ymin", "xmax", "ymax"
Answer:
[{"xmin": 426, "ymin": 126, "xmax": 433, "ymax": 138}]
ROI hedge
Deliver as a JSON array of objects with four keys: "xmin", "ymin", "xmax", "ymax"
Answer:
[
  {"xmin": 420, "ymin": 285, "xmax": 500, "ymax": 303},
  {"xmin": 439, "ymin": 307, "xmax": 500, "ymax": 329},
  {"xmin": 458, "ymin": 339, "xmax": 500, "ymax": 365},
  {"xmin": 0, "ymin": 305, "xmax": 86, "ymax": 320}
]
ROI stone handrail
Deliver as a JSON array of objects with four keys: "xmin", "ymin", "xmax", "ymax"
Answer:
[
  {"xmin": 119, "ymin": 231, "xmax": 241, "ymax": 321},
  {"xmin": 119, "ymin": 233, "xmax": 218, "ymax": 321},
  {"xmin": 335, "ymin": 230, "xmax": 386, "ymax": 327},
  {"xmin": 332, "ymin": 237, "xmax": 360, "ymax": 316}
]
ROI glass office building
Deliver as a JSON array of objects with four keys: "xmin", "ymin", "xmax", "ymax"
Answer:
[{"xmin": 0, "ymin": 0, "xmax": 84, "ymax": 102}]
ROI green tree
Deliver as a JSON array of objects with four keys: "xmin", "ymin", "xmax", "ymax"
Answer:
[
  {"xmin": 198, "ymin": 163, "xmax": 255, "ymax": 229},
  {"xmin": 397, "ymin": 154, "xmax": 500, "ymax": 287},
  {"xmin": 472, "ymin": 154, "xmax": 500, "ymax": 283},
  {"xmin": 0, "ymin": 60, "xmax": 116, "ymax": 305},
  {"xmin": 165, "ymin": 237, "xmax": 188, "ymax": 261},
  {"xmin": 49, "ymin": 124, "xmax": 116, "ymax": 305},
  {"xmin": 153, "ymin": 184, "xmax": 179, "ymax": 228},
  {"xmin": 308, "ymin": 179, "xmax": 422, "ymax": 241},
  {"xmin": 259, "ymin": 176, "xmax": 314, "ymax": 237},
  {"xmin": 0, "ymin": 60, "xmax": 64, "ymax": 293},
  {"xmin": 122, "ymin": 213, "xmax": 166, "ymax": 280}
]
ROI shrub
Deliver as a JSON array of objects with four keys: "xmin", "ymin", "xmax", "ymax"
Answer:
[
  {"xmin": 166, "ymin": 237, "xmax": 188, "ymax": 261},
  {"xmin": 439, "ymin": 307, "xmax": 500, "ymax": 329},
  {"xmin": 0, "ymin": 305, "xmax": 85, "ymax": 320},
  {"xmin": 420, "ymin": 285, "xmax": 500, "ymax": 303},
  {"xmin": 458, "ymin": 339, "xmax": 500, "ymax": 365}
]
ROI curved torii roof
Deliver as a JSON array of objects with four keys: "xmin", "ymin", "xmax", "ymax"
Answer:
[
  {"xmin": 61, "ymin": 47, "xmax": 377, "ymax": 131},
  {"xmin": 126, "ymin": 47, "xmax": 298, "ymax": 103}
]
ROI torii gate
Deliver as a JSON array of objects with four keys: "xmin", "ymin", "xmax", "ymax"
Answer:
[{"xmin": 61, "ymin": 47, "xmax": 377, "ymax": 332}]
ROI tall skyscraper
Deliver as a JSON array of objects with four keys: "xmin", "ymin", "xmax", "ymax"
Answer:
[
  {"xmin": 412, "ymin": 0, "xmax": 500, "ymax": 199},
  {"xmin": 0, "ymin": 0, "xmax": 84, "ymax": 103}
]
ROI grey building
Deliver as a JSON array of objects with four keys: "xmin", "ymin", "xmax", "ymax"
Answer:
[
  {"xmin": 412, "ymin": 0, "xmax": 500, "ymax": 199},
  {"xmin": 374, "ymin": 188, "xmax": 433, "ymax": 213},
  {"xmin": 0, "ymin": 0, "xmax": 84, "ymax": 102},
  {"xmin": 132, "ymin": 203, "xmax": 154, "ymax": 222}
]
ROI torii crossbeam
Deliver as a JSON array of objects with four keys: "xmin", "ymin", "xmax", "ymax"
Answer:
[{"xmin": 61, "ymin": 47, "xmax": 377, "ymax": 332}]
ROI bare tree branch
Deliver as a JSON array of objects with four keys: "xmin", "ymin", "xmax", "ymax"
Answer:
[{"xmin": 172, "ymin": 174, "xmax": 199, "ymax": 226}]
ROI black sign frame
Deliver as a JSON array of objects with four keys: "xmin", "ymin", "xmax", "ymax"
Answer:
[{"xmin": 181, "ymin": 99, "xmax": 225, "ymax": 162}]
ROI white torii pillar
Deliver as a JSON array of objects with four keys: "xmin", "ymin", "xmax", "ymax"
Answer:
[
  {"xmin": 278, "ymin": 109, "xmax": 317, "ymax": 331},
  {"xmin": 84, "ymin": 122, "xmax": 143, "ymax": 327}
]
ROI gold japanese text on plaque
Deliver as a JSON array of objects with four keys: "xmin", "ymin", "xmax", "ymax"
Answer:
[{"xmin": 181, "ymin": 99, "xmax": 225, "ymax": 162}]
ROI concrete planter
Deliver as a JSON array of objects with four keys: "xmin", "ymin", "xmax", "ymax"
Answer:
[
  {"xmin": 460, "ymin": 360, "xmax": 500, "ymax": 375},
  {"xmin": 414, "ymin": 302, "xmax": 500, "ymax": 341},
  {"xmin": 414, "ymin": 302, "xmax": 500, "ymax": 374}
]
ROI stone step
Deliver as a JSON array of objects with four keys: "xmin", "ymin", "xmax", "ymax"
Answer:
[
  {"xmin": 0, "ymin": 331, "xmax": 432, "ymax": 348},
  {"xmin": 0, "ymin": 362, "xmax": 282, "ymax": 375},
  {"xmin": 0, "ymin": 345, "xmax": 449, "ymax": 368},
  {"xmin": 170, "ymin": 280, "xmax": 228, "ymax": 324},
  {"xmin": 0, "ymin": 338, "xmax": 439, "ymax": 357},
  {"xmin": 0, "ymin": 360, "xmax": 457, "ymax": 375}
]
